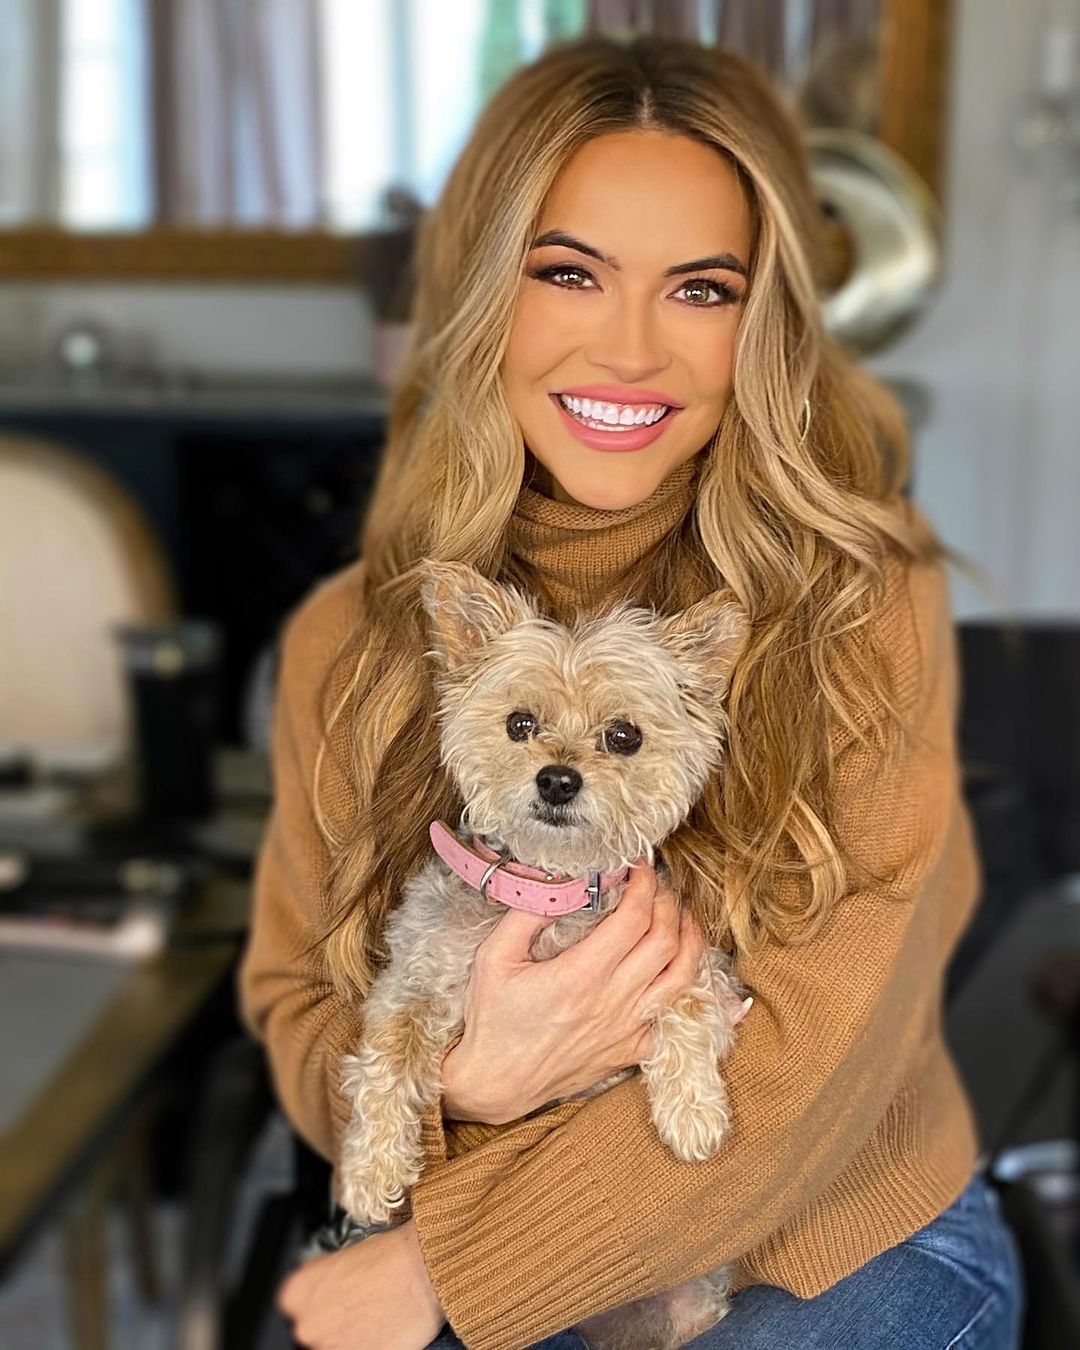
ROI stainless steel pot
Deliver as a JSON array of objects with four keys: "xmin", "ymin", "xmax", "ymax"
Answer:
[{"xmin": 807, "ymin": 128, "xmax": 942, "ymax": 354}]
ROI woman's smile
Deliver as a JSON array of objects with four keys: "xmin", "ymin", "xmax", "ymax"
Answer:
[{"xmin": 549, "ymin": 390, "xmax": 685, "ymax": 453}]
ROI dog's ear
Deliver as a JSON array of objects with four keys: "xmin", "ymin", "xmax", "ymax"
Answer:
[
  {"xmin": 654, "ymin": 590, "xmax": 750, "ymax": 703},
  {"xmin": 417, "ymin": 560, "xmax": 537, "ymax": 671}
]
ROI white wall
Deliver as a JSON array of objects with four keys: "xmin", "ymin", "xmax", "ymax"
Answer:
[
  {"xmin": 0, "ymin": 281, "xmax": 374, "ymax": 378},
  {"xmin": 870, "ymin": 0, "xmax": 1080, "ymax": 622}
]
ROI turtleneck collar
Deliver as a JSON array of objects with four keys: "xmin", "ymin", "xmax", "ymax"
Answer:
[{"xmin": 506, "ymin": 453, "xmax": 701, "ymax": 617}]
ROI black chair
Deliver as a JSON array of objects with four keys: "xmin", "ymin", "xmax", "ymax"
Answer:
[{"xmin": 174, "ymin": 1038, "xmax": 331, "ymax": 1350}]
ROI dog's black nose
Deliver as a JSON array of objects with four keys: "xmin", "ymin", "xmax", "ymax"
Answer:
[{"xmin": 535, "ymin": 764, "xmax": 582, "ymax": 805}]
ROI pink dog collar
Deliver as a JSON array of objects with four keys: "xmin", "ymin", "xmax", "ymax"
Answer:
[{"xmin": 429, "ymin": 820, "xmax": 628, "ymax": 916}]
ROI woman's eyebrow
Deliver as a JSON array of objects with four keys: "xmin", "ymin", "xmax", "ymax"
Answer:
[{"xmin": 529, "ymin": 229, "xmax": 748, "ymax": 278}]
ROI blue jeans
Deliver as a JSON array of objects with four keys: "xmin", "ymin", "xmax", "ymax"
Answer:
[{"xmin": 427, "ymin": 1168, "xmax": 1024, "ymax": 1349}]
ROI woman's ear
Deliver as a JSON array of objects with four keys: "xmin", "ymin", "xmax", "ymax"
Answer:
[{"xmin": 417, "ymin": 559, "xmax": 537, "ymax": 672}]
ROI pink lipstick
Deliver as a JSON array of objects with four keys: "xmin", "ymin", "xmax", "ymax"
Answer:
[{"xmin": 549, "ymin": 392, "xmax": 683, "ymax": 453}]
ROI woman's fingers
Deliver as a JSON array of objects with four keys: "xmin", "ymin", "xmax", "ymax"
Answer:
[
  {"xmin": 629, "ymin": 907, "xmax": 706, "ymax": 1020},
  {"xmin": 476, "ymin": 907, "xmax": 557, "ymax": 968},
  {"xmin": 557, "ymin": 862, "xmax": 658, "ymax": 979},
  {"xmin": 605, "ymin": 878, "xmax": 686, "ymax": 997}
]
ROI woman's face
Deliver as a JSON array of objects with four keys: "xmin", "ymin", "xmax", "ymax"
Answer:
[{"xmin": 501, "ymin": 128, "xmax": 752, "ymax": 509}]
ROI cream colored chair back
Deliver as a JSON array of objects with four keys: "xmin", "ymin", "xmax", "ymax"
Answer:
[{"xmin": 0, "ymin": 436, "xmax": 176, "ymax": 762}]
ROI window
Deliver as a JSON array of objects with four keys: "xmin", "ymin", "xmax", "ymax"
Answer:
[
  {"xmin": 61, "ymin": 0, "xmax": 150, "ymax": 229},
  {"xmin": 322, "ymin": 0, "xmax": 586, "ymax": 230},
  {"xmin": 0, "ymin": 0, "xmax": 588, "ymax": 231}
]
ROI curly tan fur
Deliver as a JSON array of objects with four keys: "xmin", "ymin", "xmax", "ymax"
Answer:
[{"xmin": 338, "ymin": 563, "xmax": 752, "ymax": 1349}]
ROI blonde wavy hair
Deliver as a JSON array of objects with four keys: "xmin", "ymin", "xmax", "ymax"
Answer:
[{"xmin": 314, "ymin": 34, "xmax": 961, "ymax": 997}]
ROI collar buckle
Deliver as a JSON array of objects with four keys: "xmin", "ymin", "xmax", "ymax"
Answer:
[
  {"xmin": 584, "ymin": 870, "xmax": 602, "ymax": 913},
  {"xmin": 478, "ymin": 849, "xmax": 511, "ymax": 903}
]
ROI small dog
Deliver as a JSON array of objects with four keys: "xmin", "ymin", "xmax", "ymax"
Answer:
[{"xmin": 337, "ymin": 560, "xmax": 752, "ymax": 1349}]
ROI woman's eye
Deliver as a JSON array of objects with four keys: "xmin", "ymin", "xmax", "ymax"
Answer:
[
  {"xmin": 675, "ymin": 277, "xmax": 742, "ymax": 307},
  {"xmin": 532, "ymin": 263, "xmax": 594, "ymax": 289},
  {"xmin": 506, "ymin": 710, "xmax": 538, "ymax": 741},
  {"xmin": 603, "ymin": 721, "xmax": 643, "ymax": 755}
]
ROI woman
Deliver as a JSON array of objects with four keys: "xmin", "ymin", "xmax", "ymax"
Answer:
[{"xmin": 240, "ymin": 34, "xmax": 1024, "ymax": 1350}]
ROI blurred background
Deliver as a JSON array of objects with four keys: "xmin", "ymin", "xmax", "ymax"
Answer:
[{"xmin": 0, "ymin": 1, "xmax": 1078, "ymax": 1347}]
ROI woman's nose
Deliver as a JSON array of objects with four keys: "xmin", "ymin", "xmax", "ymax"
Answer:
[{"xmin": 585, "ymin": 296, "xmax": 670, "ymax": 382}]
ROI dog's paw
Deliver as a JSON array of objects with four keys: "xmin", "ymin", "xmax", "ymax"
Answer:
[
  {"xmin": 338, "ymin": 1166, "xmax": 414, "ymax": 1228},
  {"xmin": 575, "ymin": 1272, "xmax": 731, "ymax": 1350},
  {"xmin": 338, "ymin": 1112, "xmax": 423, "ymax": 1227},
  {"xmin": 653, "ymin": 1093, "xmax": 731, "ymax": 1163}
]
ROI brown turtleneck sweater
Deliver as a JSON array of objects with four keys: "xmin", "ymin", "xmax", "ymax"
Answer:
[
  {"xmin": 508, "ymin": 455, "xmax": 702, "ymax": 612},
  {"xmin": 237, "ymin": 460, "xmax": 982, "ymax": 1350}
]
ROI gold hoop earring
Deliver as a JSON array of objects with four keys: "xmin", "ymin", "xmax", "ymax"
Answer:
[{"xmin": 798, "ymin": 397, "xmax": 812, "ymax": 444}]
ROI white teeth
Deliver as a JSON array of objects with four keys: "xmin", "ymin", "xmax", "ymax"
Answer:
[{"xmin": 557, "ymin": 393, "xmax": 671, "ymax": 431}]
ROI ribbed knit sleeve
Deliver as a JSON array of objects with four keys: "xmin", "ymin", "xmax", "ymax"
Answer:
[
  {"xmin": 236, "ymin": 562, "xmax": 369, "ymax": 1163},
  {"xmin": 409, "ymin": 553, "xmax": 982, "ymax": 1350}
]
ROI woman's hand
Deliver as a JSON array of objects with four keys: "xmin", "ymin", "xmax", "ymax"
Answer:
[
  {"xmin": 442, "ymin": 862, "xmax": 705, "ymax": 1124},
  {"xmin": 276, "ymin": 1219, "xmax": 444, "ymax": 1350}
]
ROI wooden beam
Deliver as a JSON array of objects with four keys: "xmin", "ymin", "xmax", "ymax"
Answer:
[{"xmin": 877, "ymin": 0, "xmax": 954, "ymax": 200}]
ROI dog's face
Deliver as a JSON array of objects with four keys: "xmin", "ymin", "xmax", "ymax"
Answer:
[{"xmin": 419, "ymin": 561, "xmax": 749, "ymax": 875}]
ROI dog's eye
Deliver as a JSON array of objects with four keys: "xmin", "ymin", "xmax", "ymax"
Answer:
[
  {"xmin": 506, "ymin": 710, "xmax": 538, "ymax": 742},
  {"xmin": 603, "ymin": 721, "xmax": 643, "ymax": 755}
]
